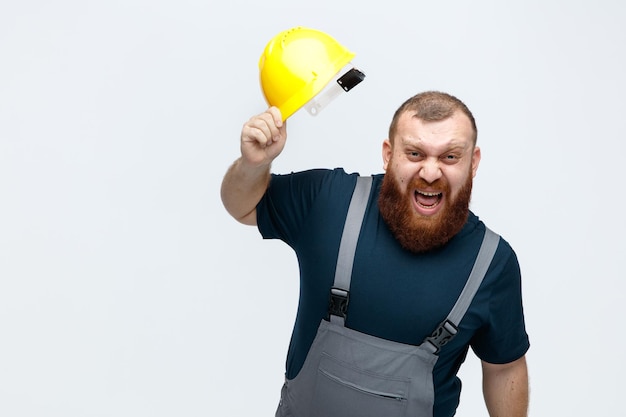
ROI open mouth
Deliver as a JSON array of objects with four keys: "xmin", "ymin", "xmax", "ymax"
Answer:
[{"xmin": 414, "ymin": 190, "xmax": 443, "ymax": 209}]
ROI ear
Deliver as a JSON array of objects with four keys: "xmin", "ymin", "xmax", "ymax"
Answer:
[
  {"xmin": 382, "ymin": 139, "xmax": 392, "ymax": 171},
  {"xmin": 471, "ymin": 146, "xmax": 481, "ymax": 178}
]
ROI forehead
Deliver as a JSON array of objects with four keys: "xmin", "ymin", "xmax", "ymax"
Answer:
[{"xmin": 395, "ymin": 110, "xmax": 474, "ymax": 148}]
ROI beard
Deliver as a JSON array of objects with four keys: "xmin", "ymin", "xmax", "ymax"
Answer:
[{"xmin": 378, "ymin": 168, "xmax": 473, "ymax": 253}]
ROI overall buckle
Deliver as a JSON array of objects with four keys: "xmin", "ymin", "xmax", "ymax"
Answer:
[
  {"xmin": 425, "ymin": 319, "xmax": 458, "ymax": 354},
  {"xmin": 328, "ymin": 287, "xmax": 349, "ymax": 319}
]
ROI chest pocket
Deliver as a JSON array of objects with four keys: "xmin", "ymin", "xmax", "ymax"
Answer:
[{"xmin": 276, "ymin": 176, "xmax": 500, "ymax": 417}]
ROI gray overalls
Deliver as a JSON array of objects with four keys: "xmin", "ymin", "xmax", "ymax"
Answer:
[{"xmin": 276, "ymin": 176, "xmax": 500, "ymax": 417}]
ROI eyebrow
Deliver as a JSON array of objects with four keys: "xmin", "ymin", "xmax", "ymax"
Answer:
[{"xmin": 402, "ymin": 137, "xmax": 469, "ymax": 152}]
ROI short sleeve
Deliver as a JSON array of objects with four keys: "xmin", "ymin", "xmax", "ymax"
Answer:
[
  {"xmin": 256, "ymin": 168, "xmax": 353, "ymax": 247},
  {"xmin": 470, "ymin": 246, "xmax": 530, "ymax": 364}
]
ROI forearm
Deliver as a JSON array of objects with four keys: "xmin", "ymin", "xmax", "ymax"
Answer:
[
  {"xmin": 220, "ymin": 157, "xmax": 271, "ymax": 225},
  {"xmin": 482, "ymin": 356, "xmax": 529, "ymax": 417}
]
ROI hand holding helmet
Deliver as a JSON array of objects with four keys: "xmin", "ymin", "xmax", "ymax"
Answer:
[
  {"xmin": 238, "ymin": 27, "xmax": 365, "ymax": 168},
  {"xmin": 240, "ymin": 106, "xmax": 286, "ymax": 169}
]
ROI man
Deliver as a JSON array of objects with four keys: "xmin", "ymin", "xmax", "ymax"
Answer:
[{"xmin": 221, "ymin": 91, "xmax": 530, "ymax": 416}]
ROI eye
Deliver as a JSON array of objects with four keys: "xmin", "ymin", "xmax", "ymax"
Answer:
[
  {"xmin": 442, "ymin": 154, "xmax": 459, "ymax": 163},
  {"xmin": 408, "ymin": 151, "xmax": 423, "ymax": 160}
]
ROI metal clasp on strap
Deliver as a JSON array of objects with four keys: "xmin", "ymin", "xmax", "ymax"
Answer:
[
  {"xmin": 424, "ymin": 319, "xmax": 458, "ymax": 354},
  {"xmin": 327, "ymin": 287, "xmax": 350, "ymax": 320},
  {"xmin": 337, "ymin": 68, "xmax": 365, "ymax": 92}
]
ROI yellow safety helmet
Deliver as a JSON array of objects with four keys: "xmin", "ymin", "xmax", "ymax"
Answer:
[{"xmin": 259, "ymin": 26, "xmax": 365, "ymax": 120}]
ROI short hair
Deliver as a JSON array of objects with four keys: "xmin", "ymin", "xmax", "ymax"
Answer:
[{"xmin": 388, "ymin": 91, "xmax": 477, "ymax": 145}]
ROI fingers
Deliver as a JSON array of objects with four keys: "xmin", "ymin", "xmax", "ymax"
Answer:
[
  {"xmin": 268, "ymin": 106, "xmax": 283, "ymax": 128},
  {"xmin": 242, "ymin": 107, "xmax": 285, "ymax": 148}
]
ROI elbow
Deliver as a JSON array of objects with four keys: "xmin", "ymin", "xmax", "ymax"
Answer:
[
  {"xmin": 221, "ymin": 200, "xmax": 258, "ymax": 226},
  {"xmin": 235, "ymin": 209, "xmax": 257, "ymax": 226}
]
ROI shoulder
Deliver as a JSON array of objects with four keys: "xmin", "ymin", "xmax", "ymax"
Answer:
[
  {"xmin": 267, "ymin": 168, "xmax": 364, "ymax": 198},
  {"xmin": 270, "ymin": 167, "xmax": 359, "ymax": 182},
  {"xmin": 475, "ymin": 221, "xmax": 524, "ymax": 310},
  {"xmin": 467, "ymin": 213, "xmax": 518, "ymax": 269},
  {"xmin": 258, "ymin": 168, "xmax": 367, "ymax": 243}
]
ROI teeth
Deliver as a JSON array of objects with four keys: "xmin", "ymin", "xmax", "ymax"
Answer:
[{"xmin": 417, "ymin": 191, "xmax": 441, "ymax": 197}]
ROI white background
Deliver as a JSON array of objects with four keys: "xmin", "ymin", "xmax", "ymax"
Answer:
[{"xmin": 1, "ymin": 1, "xmax": 625, "ymax": 415}]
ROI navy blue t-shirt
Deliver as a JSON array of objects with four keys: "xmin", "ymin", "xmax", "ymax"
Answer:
[{"xmin": 257, "ymin": 168, "xmax": 529, "ymax": 417}]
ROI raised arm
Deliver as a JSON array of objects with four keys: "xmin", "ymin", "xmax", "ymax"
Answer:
[
  {"xmin": 482, "ymin": 355, "xmax": 529, "ymax": 417},
  {"xmin": 220, "ymin": 107, "xmax": 287, "ymax": 225}
]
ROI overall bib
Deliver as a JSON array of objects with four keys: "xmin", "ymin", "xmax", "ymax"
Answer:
[{"xmin": 276, "ymin": 177, "xmax": 500, "ymax": 417}]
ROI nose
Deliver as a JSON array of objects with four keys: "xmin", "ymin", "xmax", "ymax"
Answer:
[{"xmin": 419, "ymin": 159, "xmax": 442, "ymax": 184}]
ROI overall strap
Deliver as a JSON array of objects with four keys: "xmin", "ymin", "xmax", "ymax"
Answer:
[
  {"xmin": 328, "ymin": 176, "xmax": 373, "ymax": 325},
  {"xmin": 422, "ymin": 228, "xmax": 501, "ymax": 354}
]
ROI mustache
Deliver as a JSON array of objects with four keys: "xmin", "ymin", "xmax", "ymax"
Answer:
[{"xmin": 408, "ymin": 177, "xmax": 450, "ymax": 194}]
